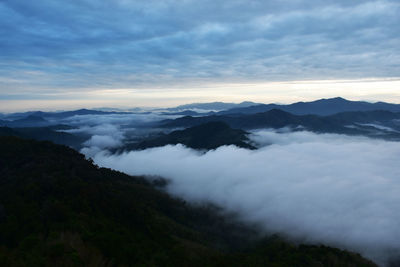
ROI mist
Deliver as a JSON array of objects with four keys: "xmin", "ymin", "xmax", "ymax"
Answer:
[
  {"xmin": 58, "ymin": 112, "xmax": 179, "ymax": 154},
  {"xmin": 85, "ymin": 129, "xmax": 400, "ymax": 265},
  {"xmin": 60, "ymin": 113, "xmax": 175, "ymax": 126}
]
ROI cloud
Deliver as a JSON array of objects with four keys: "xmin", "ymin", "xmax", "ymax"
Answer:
[
  {"xmin": 248, "ymin": 128, "xmax": 372, "ymax": 146},
  {"xmin": 63, "ymin": 123, "xmax": 125, "ymax": 156},
  {"xmin": 89, "ymin": 130, "xmax": 400, "ymax": 265},
  {"xmin": 83, "ymin": 134, "xmax": 122, "ymax": 149},
  {"xmin": 0, "ymin": 0, "xmax": 399, "ymax": 95},
  {"xmin": 64, "ymin": 123, "xmax": 123, "ymax": 135},
  {"xmin": 60, "ymin": 112, "xmax": 180, "ymax": 156},
  {"xmin": 60, "ymin": 113, "xmax": 176, "ymax": 127}
]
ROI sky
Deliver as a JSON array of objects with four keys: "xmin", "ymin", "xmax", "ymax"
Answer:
[{"xmin": 0, "ymin": 0, "xmax": 399, "ymax": 111}]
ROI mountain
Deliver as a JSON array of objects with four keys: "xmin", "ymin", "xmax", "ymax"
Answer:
[
  {"xmin": 0, "ymin": 115, "xmax": 50, "ymax": 128},
  {"xmin": 219, "ymin": 97, "xmax": 400, "ymax": 116},
  {"xmin": 161, "ymin": 109, "xmax": 400, "ymax": 139},
  {"xmin": 49, "ymin": 109, "xmax": 130, "ymax": 118},
  {"xmin": 0, "ymin": 111, "xmax": 49, "ymax": 121},
  {"xmin": 327, "ymin": 110, "xmax": 400, "ymax": 124},
  {"xmin": 0, "ymin": 136, "xmax": 377, "ymax": 266},
  {"xmin": 165, "ymin": 101, "xmax": 259, "ymax": 112},
  {"xmin": 0, "ymin": 126, "xmax": 85, "ymax": 149},
  {"xmin": 125, "ymin": 122, "xmax": 255, "ymax": 150},
  {"xmin": 162, "ymin": 109, "xmax": 341, "ymax": 131},
  {"xmin": 161, "ymin": 110, "xmax": 216, "ymax": 116},
  {"xmin": 2, "ymin": 109, "xmax": 132, "ymax": 121}
]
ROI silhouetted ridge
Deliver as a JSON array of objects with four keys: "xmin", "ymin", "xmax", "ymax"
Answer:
[
  {"xmin": 17, "ymin": 115, "xmax": 47, "ymax": 122},
  {"xmin": 161, "ymin": 108, "xmax": 400, "ymax": 140},
  {"xmin": 0, "ymin": 115, "xmax": 50, "ymax": 128},
  {"xmin": 128, "ymin": 121, "xmax": 254, "ymax": 150},
  {"xmin": 0, "ymin": 126, "xmax": 85, "ymax": 149},
  {"xmin": 218, "ymin": 97, "xmax": 400, "ymax": 116}
]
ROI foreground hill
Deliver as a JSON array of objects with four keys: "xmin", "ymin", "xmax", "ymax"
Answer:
[
  {"xmin": 0, "ymin": 137, "xmax": 377, "ymax": 266},
  {"xmin": 125, "ymin": 122, "xmax": 254, "ymax": 151}
]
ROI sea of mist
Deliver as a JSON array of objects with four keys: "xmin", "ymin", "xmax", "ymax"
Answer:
[{"xmin": 83, "ymin": 129, "xmax": 400, "ymax": 265}]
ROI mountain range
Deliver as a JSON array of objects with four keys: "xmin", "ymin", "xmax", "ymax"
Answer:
[
  {"xmin": 160, "ymin": 109, "xmax": 400, "ymax": 140},
  {"xmin": 1, "ymin": 109, "xmax": 132, "ymax": 121},
  {"xmin": 217, "ymin": 97, "xmax": 400, "ymax": 116},
  {"xmin": 163, "ymin": 101, "xmax": 259, "ymax": 112},
  {"xmin": 1, "ymin": 97, "xmax": 400, "ymax": 151}
]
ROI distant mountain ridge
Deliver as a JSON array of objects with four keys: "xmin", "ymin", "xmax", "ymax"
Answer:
[
  {"xmin": 161, "ymin": 109, "xmax": 400, "ymax": 140},
  {"xmin": 218, "ymin": 97, "xmax": 400, "ymax": 116},
  {"xmin": 3, "ymin": 98, "xmax": 400, "ymax": 121},
  {"xmin": 0, "ymin": 109, "xmax": 135, "ymax": 129},
  {"xmin": 2, "ymin": 109, "xmax": 132, "ymax": 121},
  {"xmin": 2, "ymin": 97, "xmax": 400, "ymax": 147},
  {"xmin": 0, "ymin": 126, "xmax": 85, "ymax": 148},
  {"xmin": 0, "ymin": 115, "xmax": 50, "ymax": 127},
  {"xmin": 164, "ymin": 101, "xmax": 259, "ymax": 112}
]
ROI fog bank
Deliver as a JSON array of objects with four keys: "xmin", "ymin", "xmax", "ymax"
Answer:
[{"xmin": 89, "ymin": 130, "xmax": 400, "ymax": 265}]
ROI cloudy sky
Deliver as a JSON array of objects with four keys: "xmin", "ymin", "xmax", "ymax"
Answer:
[{"xmin": 0, "ymin": 0, "xmax": 399, "ymax": 111}]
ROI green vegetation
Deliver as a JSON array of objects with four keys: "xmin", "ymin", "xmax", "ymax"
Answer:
[{"xmin": 0, "ymin": 136, "xmax": 377, "ymax": 266}]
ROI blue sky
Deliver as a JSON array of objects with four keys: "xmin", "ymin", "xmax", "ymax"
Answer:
[{"xmin": 0, "ymin": 0, "xmax": 399, "ymax": 111}]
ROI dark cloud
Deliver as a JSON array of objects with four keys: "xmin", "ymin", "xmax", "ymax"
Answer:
[{"xmin": 0, "ymin": 0, "xmax": 399, "ymax": 94}]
